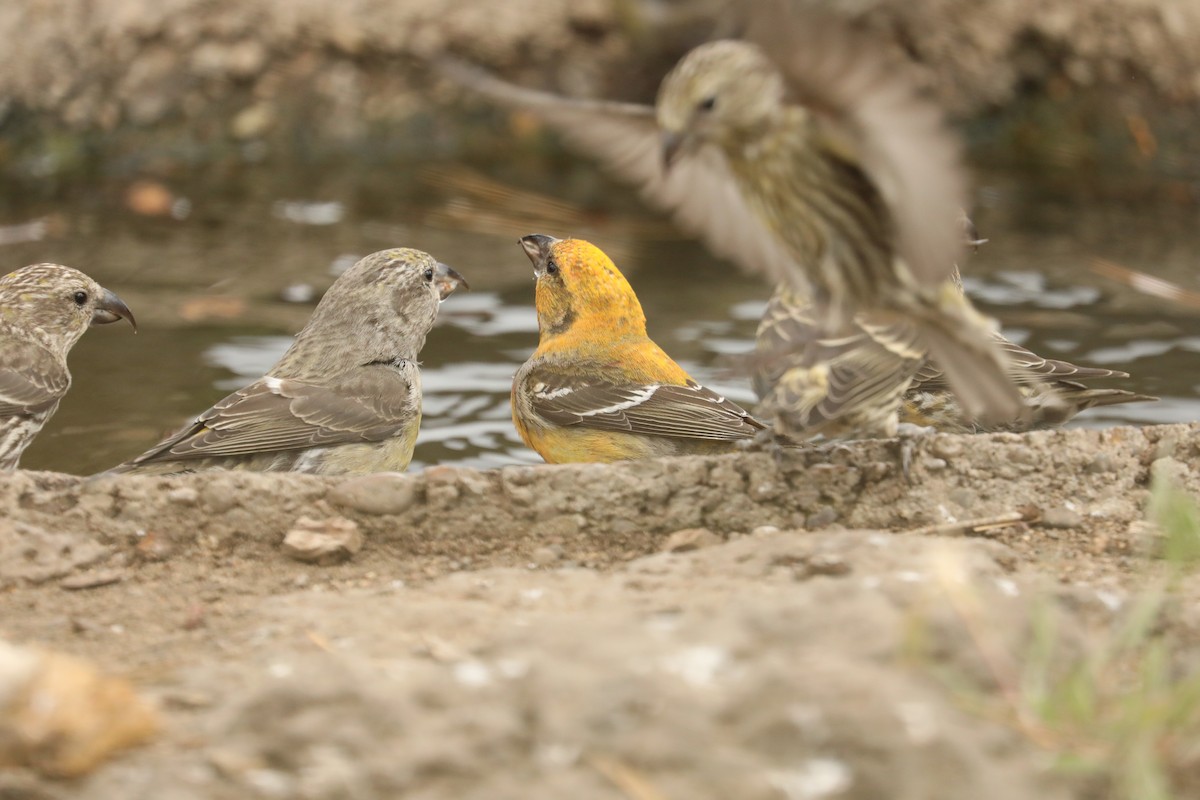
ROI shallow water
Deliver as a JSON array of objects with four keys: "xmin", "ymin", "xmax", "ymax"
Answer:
[{"xmin": 2, "ymin": 159, "xmax": 1197, "ymax": 475}]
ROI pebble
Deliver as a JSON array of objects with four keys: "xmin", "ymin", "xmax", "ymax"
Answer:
[
  {"xmin": 59, "ymin": 569, "xmax": 125, "ymax": 591},
  {"xmin": 1041, "ymin": 506, "xmax": 1083, "ymax": 529},
  {"xmin": 806, "ymin": 506, "xmax": 838, "ymax": 530},
  {"xmin": 929, "ymin": 437, "xmax": 962, "ymax": 459},
  {"xmin": 531, "ymin": 545, "xmax": 563, "ymax": 566},
  {"xmin": 661, "ymin": 528, "xmax": 721, "ymax": 553},
  {"xmin": 327, "ymin": 473, "xmax": 417, "ymax": 515},
  {"xmin": 802, "ymin": 553, "xmax": 851, "ymax": 577},
  {"xmin": 281, "ymin": 516, "xmax": 363, "ymax": 565},
  {"xmin": 166, "ymin": 487, "xmax": 198, "ymax": 506}
]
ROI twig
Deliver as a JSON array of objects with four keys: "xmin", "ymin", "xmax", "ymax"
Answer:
[
  {"xmin": 587, "ymin": 754, "xmax": 669, "ymax": 800},
  {"xmin": 904, "ymin": 510, "xmax": 1032, "ymax": 537}
]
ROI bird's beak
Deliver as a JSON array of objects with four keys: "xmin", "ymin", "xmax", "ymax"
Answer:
[
  {"xmin": 660, "ymin": 131, "xmax": 686, "ymax": 171},
  {"xmin": 433, "ymin": 262, "xmax": 467, "ymax": 301},
  {"xmin": 91, "ymin": 288, "xmax": 137, "ymax": 332},
  {"xmin": 519, "ymin": 233, "xmax": 560, "ymax": 277}
]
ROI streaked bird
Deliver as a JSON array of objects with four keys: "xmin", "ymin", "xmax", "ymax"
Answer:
[
  {"xmin": 106, "ymin": 249, "xmax": 466, "ymax": 476},
  {"xmin": 754, "ymin": 280, "xmax": 1155, "ymax": 436},
  {"xmin": 0, "ymin": 263, "xmax": 136, "ymax": 470},
  {"xmin": 513, "ymin": 234, "xmax": 765, "ymax": 463},
  {"xmin": 437, "ymin": 3, "xmax": 1025, "ymax": 431}
]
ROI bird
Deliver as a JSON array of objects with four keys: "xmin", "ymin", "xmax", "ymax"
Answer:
[
  {"xmin": 0, "ymin": 263, "xmax": 136, "ymax": 470},
  {"xmin": 750, "ymin": 213, "xmax": 989, "ymax": 440},
  {"xmin": 105, "ymin": 249, "xmax": 466, "ymax": 476},
  {"xmin": 435, "ymin": 2, "xmax": 1026, "ymax": 433},
  {"xmin": 512, "ymin": 233, "xmax": 765, "ymax": 463},
  {"xmin": 753, "ymin": 279, "xmax": 1156, "ymax": 436}
]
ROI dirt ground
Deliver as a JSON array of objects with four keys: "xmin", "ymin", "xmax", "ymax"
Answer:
[
  {"xmin": 1, "ymin": 0, "xmax": 1198, "ymax": 185},
  {"xmin": 2, "ymin": 423, "xmax": 1200, "ymax": 798}
]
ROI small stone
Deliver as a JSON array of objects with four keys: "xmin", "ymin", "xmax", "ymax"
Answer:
[
  {"xmin": 531, "ymin": 546, "xmax": 561, "ymax": 566},
  {"xmin": 281, "ymin": 516, "xmax": 363, "ymax": 565},
  {"xmin": 948, "ymin": 488, "xmax": 976, "ymax": 510},
  {"xmin": 1007, "ymin": 446, "xmax": 1038, "ymax": 465},
  {"xmin": 0, "ymin": 640, "xmax": 159, "ymax": 777},
  {"xmin": 802, "ymin": 553, "xmax": 851, "ymax": 577},
  {"xmin": 661, "ymin": 528, "xmax": 721, "ymax": 553},
  {"xmin": 59, "ymin": 569, "xmax": 124, "ymax": 591},
  {"xmin": 806, "ymin": 506, "xmax": 838, "ymax": 530},
  {"xmin": 921, "ymin": 457, "xmax": 947, "ymax": 471},
  {"xmin": 134, "ymin": 531, "xmax": 173, "ymax": 562},
  {"xmin": 751, "ymin": 525, "xmax": 781, "ymax": 537},
  {"xmin": 327, "ymin": 473, "xmax": 417, "ymax": 515},
  {"xmin": 929, "ymin": 437, "xmax": 962, "ymax": 459},
  {"xmin": 1042, "ymin": 506, "xmax": 1083, "ymax": 529},
  {"xmin": 166, "ymin": 487, "xmax": 198, "ymax": 506}
]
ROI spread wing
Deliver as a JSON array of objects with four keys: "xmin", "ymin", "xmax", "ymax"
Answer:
[
  {"xmin": 121, "ymin": 366, "xmax": 418, "ymax": 465},
  {"xmin": 0, "ymin": 340, "xmax": 68, "ymax": 417},
  {"xmin": 524, "ymin": 370, "xmax": 764, "ymax": 441},
  {"xmin": 742, "ymin": 1, "xmax": 967, "ymax": 287},
  {"xmin": 436, "ymin": 57, "xmax": 802, "ymax": 291}
]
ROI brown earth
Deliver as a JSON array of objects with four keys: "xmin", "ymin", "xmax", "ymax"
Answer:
[
  {"xmin": 1, "ymin": 0, "xmax": 1199, "ymax": 188},
  {"xmin": 2, "ymin": 423, "xmax": 1200, "ymax": 798}
]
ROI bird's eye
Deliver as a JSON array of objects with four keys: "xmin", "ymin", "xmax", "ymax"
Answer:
[
  {"xmin": 73, "ymin": 291, "xmax": 88, "ymax": 306},
  {"xmin": 545, "ymin": 258, "xmax": 559, "ymax": 276},
  {"xmin": 698, "ymin": 96, "xmax": 717, "ymax": 112},
  {"xmin": 423, "ymin": 268, "xmax": 434, "ymax": 282}
]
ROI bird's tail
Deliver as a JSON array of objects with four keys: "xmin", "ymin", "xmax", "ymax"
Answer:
[{"xmin": 904, "ymin": 285, "xmax": 1027, "ymax": 426}]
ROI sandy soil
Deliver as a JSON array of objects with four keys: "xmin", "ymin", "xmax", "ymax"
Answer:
[{"xmin": 2, "ymin": 423, "xmax": 1199, "ymax": 798}]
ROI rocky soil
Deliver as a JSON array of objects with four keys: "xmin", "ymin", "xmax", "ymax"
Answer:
[
  {"xmin": 3, "ymin": 423, "xmax": 1200, "ymax": 798},
  {"xmin": 1, "ymin": 0, "xmax": 1198, "ymax": 188}
]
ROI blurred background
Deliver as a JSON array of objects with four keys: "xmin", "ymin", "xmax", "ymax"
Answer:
[{"xmin": 1, "ymin": 0, "xmax": 1198, "ymax": 474}]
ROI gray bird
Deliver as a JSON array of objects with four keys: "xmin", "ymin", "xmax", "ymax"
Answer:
[
  {"xmin": 0, "ymin": 263, "xmax": 136, "ymax": 470},
  {"xmin": 437, "ymin": 3, "xmax": 1025, "ymax": 431},
  {"xmin": 106, "ymin": 249, "xmax": 466, "ymax": 476}
]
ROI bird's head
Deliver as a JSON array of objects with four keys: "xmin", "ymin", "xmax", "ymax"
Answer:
[
  {"xmin": 656, "ymin": 40, "xmax": 785, "ymax": 169},
  {"xmin": 518, "ymin": 234, "xmax": 646, "ymax": 341},
  {"xmin": 296, "ymin": 248, "xmax": 467, "ymax": 371},
  {"xmin": 0, "ymin": 263, "xmax": 136, "ymax": 353}
]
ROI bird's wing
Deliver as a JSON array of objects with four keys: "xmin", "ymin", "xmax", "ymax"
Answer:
[
  {"xmin": 910, "ymin": 335, "xmax": 1130, "ymax": 391},
  {"xmin": 758, "ymin": 306, "xmax": 924, "ymax": 432},
  {"xmin": 437, "ymin": 56, "xmax": 801, "ymax": 290},
  {"xmin": 524, "ymin": 369, "xmax": 764, "ymax": 441},
  {"xmin": 743, "ymin": 2, "xmax": 966, "ymax": 287},
  {"xmin": 0, "ymin": 341, "xmax": 68, "ymax": 416},
  {"xmin": 125, "ymin": 367, "xmax": 418, "ymax": 463}
]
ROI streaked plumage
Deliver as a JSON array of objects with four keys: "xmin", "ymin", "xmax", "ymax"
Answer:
[
  {"xmin": 0, "ymin": 263, "xmax": 136, "ymax": 469},
  {"xmin": 754, "ymin": 281, "xmax": 1156, "ymax": 436},
  {"xmin": 437, "ymin": 3, "xmax": 1024, "ymax": 429},
  {"xmin": 513, "ymin": 234, "xmax": 764, "ymax": 463},
  {"xmin": 106, "ymin": 249, "xmax": 465, "ymax": 476}
]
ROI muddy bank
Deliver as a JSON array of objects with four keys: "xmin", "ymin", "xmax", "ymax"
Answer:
[
  {"xmin": 1, "ymin": 0, "xmax": 1197, "ymax": 191},
  {"xmin": 3, "ymin": 423, "xmax": 1199, "ymax": 798},
  {"xmin": 1, "ymin": 423, "xmax": 1189, "ymax": 587}
]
